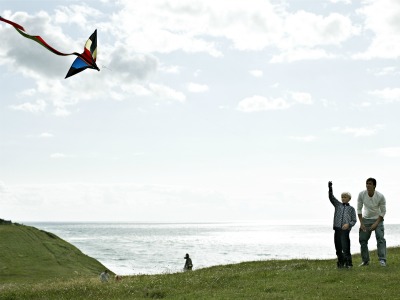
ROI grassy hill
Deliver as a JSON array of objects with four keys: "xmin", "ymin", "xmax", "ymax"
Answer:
[
  {"xmin": 0, "ymin": 221, "xmax": 110, "ymax": 284},
  {"xmin": 1, "ymin": 222, "xmax": 400, "ymax": 299}
]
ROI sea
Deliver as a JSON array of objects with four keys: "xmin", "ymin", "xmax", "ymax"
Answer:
[{"xmin": 25, "ymin": 221, "xmax": 400, "ymax": 276}]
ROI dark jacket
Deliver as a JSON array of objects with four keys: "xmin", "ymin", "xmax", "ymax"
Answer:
[{"xmin": 329, "ymin": 189, "xmax": 357, "ymax": 230}]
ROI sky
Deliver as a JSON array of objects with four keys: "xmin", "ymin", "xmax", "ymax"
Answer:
[{"xmin": 1, "ymin": 0, "xmax": 400, "ymax": 223}]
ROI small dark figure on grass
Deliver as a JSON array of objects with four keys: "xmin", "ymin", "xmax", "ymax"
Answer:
[{"xmin": 183, "ymin": 253, "xmax": 193, "ymax": 271}]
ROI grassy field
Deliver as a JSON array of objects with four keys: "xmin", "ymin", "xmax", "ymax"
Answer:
[{"xmin": 1, "ymin": 245, "xmax": 400, "ymax": 299}]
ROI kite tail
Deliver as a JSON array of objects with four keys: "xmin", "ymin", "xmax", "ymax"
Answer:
[
  {"xmin": 0, "ymin": 16, "xmax": 25, "ymax": 31},
  {"xmin": 1, "ymin": 15, "xmax": 78, "ymax": 57}
]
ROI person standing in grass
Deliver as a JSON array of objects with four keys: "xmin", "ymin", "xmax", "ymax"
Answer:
[
  {"xmin": 183, "ymin": 253, "xmax": 193, "ymax": 271},
  {"xmin": 328, "ymin": 181, "xmax": 357, "ymax": 269},
  {"xmin": 357, "ymin": 177, "xmax": 387, "ymax": 267}
]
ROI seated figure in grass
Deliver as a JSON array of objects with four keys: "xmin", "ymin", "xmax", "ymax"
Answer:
[{"xmin": 100, "ymin": 269, "xmax": 110, "ymax": 282}]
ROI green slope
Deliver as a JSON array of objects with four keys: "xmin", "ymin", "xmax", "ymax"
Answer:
[
  {"xmin": 0, "ymin": 222, "xmax": 111, "ymax": 283},
  {"xmin": 2, "ymin": 248, "xmax": 400, "ymax": 299}
]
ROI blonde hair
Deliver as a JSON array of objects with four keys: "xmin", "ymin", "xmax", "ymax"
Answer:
[{"xmin": 341, "ymin": 192, "xmax": 352, "ymax": 199}]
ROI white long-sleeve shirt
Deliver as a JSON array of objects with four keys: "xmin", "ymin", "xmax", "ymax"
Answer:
[{"xmin": 357, "ymin": 190, "xmax": 386, "ymax": 219}]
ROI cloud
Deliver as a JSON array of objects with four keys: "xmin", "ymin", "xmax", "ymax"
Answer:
[
  {"xmin": 329, "ymin": 0, "xmax": 352, "ymax": 4},
  {"xmin": 159, "ymin": 64, "xmax": 181, "ymax": 74},
  {"xmin": 237, "ymin": 95, "xmax": 290, "ymax": 112},
  {"xmin": 270, "ymin": 48, "xmax": 336, "ymax": 63},
  {"xmin": 249, "ymin": 70, "xmax": 263, "ymax": 77},
  {"xmin": 282, "ymin": 11, "xmax": 357, "ymax": 48},
  {"xmin": 187, "ymin": 82, "xmax": 209, "ymax": 93},
  {"xmin": 289, "ymin": 135, "xmax": 317, "ymax": 142},
  {"xmin": 54, "ymin": 4, "xmax": 103, "ymax": 29},
  {"xmin": 331, "ymin": 125, "xmax": 384, "ymax": 137},
  {"xmin": 9, "ymin": 99, "xmax": 47, "ymax": 113},
  {"xmin": 27, "ymin": 132, "xmax": 54, "ymax": 138},
  {"xmin": 354, "ymin": 0, "xmax": 400, "ymax": 59},
  {"xmin": 148, "ymin": 83, "xmax": 186, "ymax": 102},
  {"xmin": 370, "ymin": 66, "xmax": 400, "ymax": 76},
  {"xmin": 290, "ymin": 92, "xmax": 313, "ymax": 105},
  {"xmin": 112, "ymin": 0, "xmax": 357, "ymax": 56},
  {"xmin": 50, "ymin": 153, "xmax": 71, "ymax": 159},
  {"xmin": 237, "ymin": 91, "xmax": 313, "ymax": 112},
  {"xmin": 368, "ymin": 88, "xmax": 400, "ymax": 103},
  {"xmin": 0, "ymin": 1, "xmax": 364, "ymax": 117},
  {"xmin": 108, "ymin": 48, "xmax": 159, "ymax": 81}
]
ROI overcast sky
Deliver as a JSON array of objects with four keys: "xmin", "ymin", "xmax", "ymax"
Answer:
[{"xmin": 1, "ymin": 0, "xmax": 400, "ymax": 223}]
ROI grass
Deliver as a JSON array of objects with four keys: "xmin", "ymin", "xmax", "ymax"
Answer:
[
  {"xmin": 1, "ymin": 245, "xmax": 400, "ymax": 299},
  {"xmin": 0, "ymin": 223, "xmax": 110, "ymax": 284}
]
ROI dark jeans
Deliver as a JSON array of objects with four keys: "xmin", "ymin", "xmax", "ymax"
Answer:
[
  {"xmin": 359, "ymin": 218, "xmax": 386, "ymax": 262},
  {"xmin": 334, "ymin": 229, "xmax": 352, "ymax": 267}
]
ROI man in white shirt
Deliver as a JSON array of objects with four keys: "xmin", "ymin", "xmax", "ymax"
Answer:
[{"xmin": 357, "ymin": 178, "xmax": 387, "ymax": 266}]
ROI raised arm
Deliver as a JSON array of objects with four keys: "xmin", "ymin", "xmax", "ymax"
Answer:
[{"xmin": 328, "ymin": 181, "xmax": 340, "ymax": 206}]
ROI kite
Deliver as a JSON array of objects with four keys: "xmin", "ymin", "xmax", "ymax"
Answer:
[{"xmin": 0, "ymin": 16, "xmax": 100, "ymax": 78}]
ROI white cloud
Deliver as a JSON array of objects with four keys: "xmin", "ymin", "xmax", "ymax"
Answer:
[
  {"xmin": 249, "ymin": 70, "xmax": 263, "ymax": 77},
  {"xmin": 270, "ymin": 82, "xmax": 280, "ymax": 88},
  {"xmin": 290, "ymin": 92, "xmax": 313, "ymax": 105},
  {"xmin": 54, "ymin": 4, "xmax": 102, "ymax": 29},
  {"xmin": 159, "ymin": 64, "xmax": 181, "ymax": 74},
  {"xmin": 40, "ymin": 133, "xmax": 54, "ymax": 138},
  {"xmin": 289, "ymin": 135, "xmax": 317, "ymax": 142},
  {"xmin": 368, "ymin": 88, "xmax": 400, "ymax": 103},
  {"xmin": 270, "ymin": 48, "xmax": 336, "ymax": 63},
  {"xmin": 370, "ymin": 66, "xmax": 400, "ymax": 76},
  {"xmin": 149, "ymin": 83, "xmax": 186, "ymax": 102},
  {"xmin": 282, "ymin": 11, "xmax": 357, "ymax": 48},
  {"xmin": 112, "ymin": 0, "xmax": 357, "ymax": 57},
  {"xmin": 27, "ymin": 132, "xmax": 54, "ymax": 138},
  {"xmin": 237, "ymin": 95, "xmax": 290, "ymax": 112},
  {"xmin": 9, "ymin": 100, "xmax": 47, "ymax": 113},
  {"xmin": 0, "ymin": 1, "xmax": 362, "ymax": 117},
  {"xmin": 187, "ymin": 82, "xmax": 209, "ymax": 93},
  {"xmin": 237, "ymin": 90, "xmax": 314, "ymax": 112},
  {"xmin": 355, "ymin": 0, "xmax": 400, "ymax": 59},
  {"xmin": 331, "ymin": 125, "xmax": 384, "ymax": 137},
  {"xmin": 329, "ymin": 0, "xmax": 351, "ymax": 4},
  {"xmin": 108, "ymin": 49, "xmax": 159, "ymax": 81}
]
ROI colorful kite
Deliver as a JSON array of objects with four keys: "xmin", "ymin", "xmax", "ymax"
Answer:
[{"xmin": 0, "ymin": 16, "xmax": 100, "ymax": 78}]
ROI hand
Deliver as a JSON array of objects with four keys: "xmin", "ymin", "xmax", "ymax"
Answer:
[
  {"xmin": 342, "ymin": 224, "xmax": 349, "ymax": 230},
  {"xmin": 328, "ymin": 181, "xmax": 332, "ymax": 188},
  {"xmin": 360, "ymin": 224, "xmax": 367, "ymax": 232},
  {"xmin": 370, "ymin": 223, "xmax": 378, "ymax": 231}
]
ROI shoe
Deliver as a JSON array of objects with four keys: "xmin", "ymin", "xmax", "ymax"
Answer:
[
  {"xmin": 380, "ymin": 260, "xmax": 386, "ymax": 267},
  {"xmin": 359, "ymin": 261, "xmax": 369, "ymax": 267},
  {"xmin": 345, "ymin": 264, "xmax": 353, "ymax": 269}
]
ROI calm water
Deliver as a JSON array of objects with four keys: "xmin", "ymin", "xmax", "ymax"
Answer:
[{"xmin": 26, "ymin": 222, "xmax": 400, "ymax": 275}]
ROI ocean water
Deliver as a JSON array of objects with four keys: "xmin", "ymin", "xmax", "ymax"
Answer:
[{"xmin": 26, "ymin": 222, "xmax": 400, "ymax": 275}]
